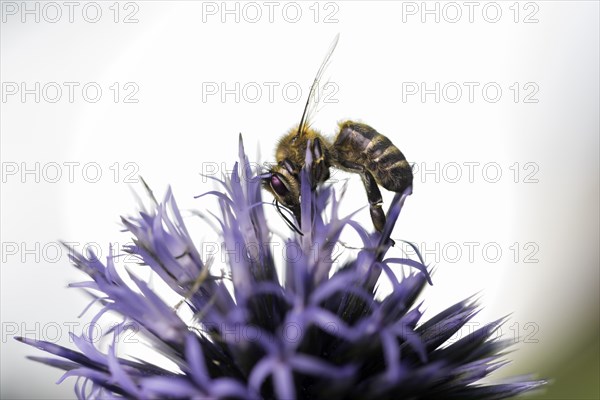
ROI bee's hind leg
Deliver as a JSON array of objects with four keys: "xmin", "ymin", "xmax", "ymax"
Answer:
[{"xmin": 337, "ymin": 160, "xmax": 387, "ymax": 234}]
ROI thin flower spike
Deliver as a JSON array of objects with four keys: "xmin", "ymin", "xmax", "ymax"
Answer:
[{"xmin": 18, "ymin": 135, "xmax": 545, "ymax": 399}]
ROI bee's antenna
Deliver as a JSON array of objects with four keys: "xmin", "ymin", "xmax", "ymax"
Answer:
[
  {"xmin": 274, "ymin": 199, "xmax": 304, "ymax": 236},
  {"xmin": 298, "ymin": 33, "xmax": 340, "ymax": 137}
]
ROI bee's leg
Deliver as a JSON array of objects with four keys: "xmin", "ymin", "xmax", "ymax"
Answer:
[
  {"xmin": 280, "ymin": 159, "xmax": 300, "ymax": 177},
  {"xmin": 292, "ymin": 205, "xmax": 302, "ymax": 225},
  {"xmin": 337, "ymin": 160, "xmax": 386, "ymax": 233},
  {"xmin": 309, "ymin": 138, "xmax": 330, "ymax": 190}
]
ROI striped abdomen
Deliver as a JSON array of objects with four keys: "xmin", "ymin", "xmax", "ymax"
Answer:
[{"xmin": 333, "ymin": 121, "xmax": 413, "ymax": 192}]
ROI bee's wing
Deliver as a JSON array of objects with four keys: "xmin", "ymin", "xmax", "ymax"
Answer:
[{"xmin": 298, "ymin": 33, "xmax": 340, "ymax": 136}]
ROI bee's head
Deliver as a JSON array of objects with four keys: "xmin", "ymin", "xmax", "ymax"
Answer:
[
  {"xmin": 265, "ymin": 125, "xmax": 327, "ymax": 225},
  {"xmin": 262, "ymin": 162, "xmax": 301, "ymax": 219}
]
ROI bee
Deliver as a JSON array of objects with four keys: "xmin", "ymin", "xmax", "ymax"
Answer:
[{"xmin": 263, "ymin": 34, "xmax": 413, "ymax": 233}]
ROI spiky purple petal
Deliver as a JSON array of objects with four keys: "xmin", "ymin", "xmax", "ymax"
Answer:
[{"xmin": 17, "ymin": 135, "xmax": 545, "ymax": 399}]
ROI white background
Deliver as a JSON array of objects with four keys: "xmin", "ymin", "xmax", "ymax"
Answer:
[{"xmin": 1, "ymin": 1, "xmax": 599, "ymax": 398}]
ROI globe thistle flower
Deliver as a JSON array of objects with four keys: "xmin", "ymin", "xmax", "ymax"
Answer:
[{"xmin": 17, "ymin": 135, "xmax": 545, "ymax": 399}]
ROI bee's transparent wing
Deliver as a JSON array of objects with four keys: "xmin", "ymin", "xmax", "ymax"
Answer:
[{"xmin": 298, "ymin": 33, "xmax": 340, "ymax": 135}]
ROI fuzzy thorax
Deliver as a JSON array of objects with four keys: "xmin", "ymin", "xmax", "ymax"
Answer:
[{"xmin": 275, "ymin": 126, "xmax": 332, "ymax": 167}]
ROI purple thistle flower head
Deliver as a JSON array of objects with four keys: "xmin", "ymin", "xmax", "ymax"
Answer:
[{"xmin": 17, "ymin": 135, "xmax": 546, "ymax": 399}]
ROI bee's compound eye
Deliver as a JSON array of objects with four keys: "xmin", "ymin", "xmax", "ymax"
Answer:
[{"xmin": 270, "ymin": 175, "xmax": 289, "ymax": 196}]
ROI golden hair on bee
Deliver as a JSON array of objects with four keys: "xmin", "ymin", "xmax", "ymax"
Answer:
[{"xmin": 275, "ymin": 126, "xmax": 331, "ymax": 167}]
